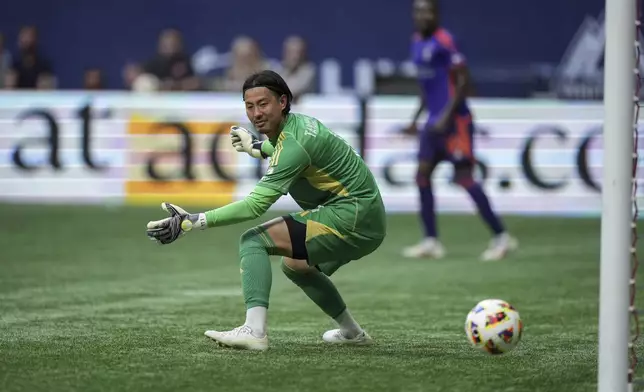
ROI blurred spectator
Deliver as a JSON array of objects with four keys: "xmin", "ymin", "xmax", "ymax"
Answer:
[
  {"xmin": 6, "ymin": 26, "xmax": 55, "ymax": 89},
  {"xmin": 122, "ymin": 62, "xmax": 143, "ymax": 89},
  {"xmin": 84, "ymin": 68, "xmax": 104, "ymax": 90},
  {"xmin": 143, "ymin": 29, "xmax": 200, "ymax": 91},
  {"xmin": 123, "ymin": 61, "xmax": 161, "ymax": 92},
  {"xmin": 36, "ymin": 75, "xmax": 56, "ymax": 90},
  {"xmin": 132, "ymin": 74, "xmax": 160, "ymax": 93},
  {"xmin": 0, "ymin": 33, "xmax": 12, "ymax": 88},
  {"xmin": 276, "ymin": 36, "xmax": 316, "ymax": 101},
  {"xmin": 218, "ymin": 36, "xmax": 271, "ymax": 92}
]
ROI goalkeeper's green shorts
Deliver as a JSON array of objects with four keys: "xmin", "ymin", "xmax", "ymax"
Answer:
[{"xmin": 286, "ymin": 198, "xmax": 386, "ymax": 276}]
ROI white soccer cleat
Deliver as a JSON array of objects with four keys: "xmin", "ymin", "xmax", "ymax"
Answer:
[
  {"xmin": 480, "ymin": 233, "xmax": 518, "ymax": 262},
  {"xmin": 322, "ymin": 329, "xmax": 374, "ymax": 345},
  {"xmin": 204, "ymin": 325, "xmax": 268, "ymax": 351},
  {"xmin": 402, "ymin": 238, "xmax": 446, "ymax": 259}
]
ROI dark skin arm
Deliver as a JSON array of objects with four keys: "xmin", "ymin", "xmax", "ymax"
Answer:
[
  {"xmin": 433, "ymin": 64, "xmax": 471, "ymax": 132},
  {"xmin": 402, "ymin": 87, "xmax": 427, "ymax": 135},
  {"xmin": 403, "ymin": 64, "xmax": 472, "ymax": 135}
]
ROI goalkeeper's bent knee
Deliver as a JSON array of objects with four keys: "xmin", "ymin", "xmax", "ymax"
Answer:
[
  {"xmin": 280, "ymin": 258, "xmax": 347, "ymax": 319},
  {"xmin": 281, "ymin": 258, "xmax": 303, "ymax": 280},
  {"xmin": 239, "ymin": 226, "xmax": 279, "ymax": 257},
  {"xmin": 280, "ymin": 258, "xmax": 318, "ymax": 282}
]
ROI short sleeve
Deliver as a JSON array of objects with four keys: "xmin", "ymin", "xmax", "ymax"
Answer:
[
  {"xmin": 257, "ymin": 135, "xmax": 310, "ymax": 195},
  {"xmin": 449, "ymin": 47, "xmax": 466, "ymax": 68},
  {"xmin": 435, "ymin": 30, "xmax": 466, "ymax": 68}
]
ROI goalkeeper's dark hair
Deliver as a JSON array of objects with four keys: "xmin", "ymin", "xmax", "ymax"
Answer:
[{"xmin": 242, "ymin": 70, "xmax": 293, "ymax": 115}]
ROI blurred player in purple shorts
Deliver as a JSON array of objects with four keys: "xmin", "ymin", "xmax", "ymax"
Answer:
[{"xmin": 402, "ymin": 0, "xmax": 518, "ymax": 261}]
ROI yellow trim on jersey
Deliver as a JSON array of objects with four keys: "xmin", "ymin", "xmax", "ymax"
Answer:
[
  {"xmin": 270, "ymin": 145, "xmax": 282, "ymax": 167},
  {"xmin": 305, "ymin": 220, "xmax": 345, "ymax": 241},
  {"xmin": 303, "ymin": 166, "xmax": 350, "ymax": 197},
  {"xmin": 269, "ymin": 133, "xmax": 287, "ymax": 167}
]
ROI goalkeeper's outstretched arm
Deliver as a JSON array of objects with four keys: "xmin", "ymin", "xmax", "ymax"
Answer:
[
  {"xmin": 146, "ymin": 186, "xmax": 282, "ymax": 245},
  {"xmin": 147, "ymin": 131, "xmax": 307, "ymax": 245},
  {"xmin": 189, "ymin": 185, "xmax": 282, "ymax": 229}
]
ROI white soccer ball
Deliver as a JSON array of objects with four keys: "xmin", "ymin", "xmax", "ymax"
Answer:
[{"xmin": 464, "ymin": 298, "xmax": 523, "ymax": 355}]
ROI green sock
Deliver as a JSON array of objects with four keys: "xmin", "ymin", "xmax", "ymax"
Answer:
[
  {"xmin": 280, "ymin": 258, "xmax": 346, "ymax": 318},
  {"xmin": 239, "ymin": 227, "xmax": 277, "ymax": 309}
]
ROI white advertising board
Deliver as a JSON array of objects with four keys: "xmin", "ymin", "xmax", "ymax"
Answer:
[
  {"xmin": 366, "ymin": 97, "xmax": 636, "ymax": 216},
  {"xmin": 0, "ymin": 93, "xmax": 126, "ymax": 203},
  {"xmin": 0, "ymin": 92, "xmax": 631, "ymax": 216},
  {"xmin": 0, "ymin": 92, "xmax": 361, "ymax": 208}
]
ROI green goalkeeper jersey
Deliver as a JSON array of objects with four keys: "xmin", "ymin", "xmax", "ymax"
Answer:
[
  {"xmin": 258, "ymin": 114, "xmax": 376, "ymax": 206},
  {"xmin": 205, "ymin": 112, "xmax": 386, "ymax": 242},
  {"xmin": 257, "ymin": 113, "xmax": 386, "ymax": 237}
]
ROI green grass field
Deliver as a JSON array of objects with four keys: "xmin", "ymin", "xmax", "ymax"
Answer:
[{"xmin": 0, "ymin": 204, "xmax": 640, "ymax": 391}]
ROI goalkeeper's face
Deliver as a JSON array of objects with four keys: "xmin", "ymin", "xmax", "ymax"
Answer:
[{"xmin": 244, "ymin": 87, "xmax": 287, "ymax": 135}]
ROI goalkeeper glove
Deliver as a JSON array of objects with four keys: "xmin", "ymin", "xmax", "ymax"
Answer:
[
  {"xmin": 230, "ymin": 126, "xmax": 269, "ymax": 159},
  {"xmin": 146, "ymin": 202, "xmax": 207, "ymax": 245}
]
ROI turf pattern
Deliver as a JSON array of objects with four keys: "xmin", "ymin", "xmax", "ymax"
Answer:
[{"xmin": 0, "ymin": 204, "xmax": 641, "ymax": 392}]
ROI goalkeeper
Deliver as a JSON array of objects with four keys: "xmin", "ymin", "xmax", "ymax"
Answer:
[{"xmin": 146, "ymin": 70, "xmax": 387, "ymax": 351}]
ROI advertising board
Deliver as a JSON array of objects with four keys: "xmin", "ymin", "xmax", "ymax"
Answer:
[
  {"xmin": 0, "ymin": 92, "xmax": 360, "ymax": 209},
  {"xmin": 1, "ymin": 92, "xmax": 632, "ymax": 216},
  {"xmin": 366, "ymin": 97, "xmax": 617, "ymax": 215}
]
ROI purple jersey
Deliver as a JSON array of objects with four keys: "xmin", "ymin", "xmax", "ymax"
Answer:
[{"xmin": 411, "ymin": 28, "xmax": 470, "ymax": 124}]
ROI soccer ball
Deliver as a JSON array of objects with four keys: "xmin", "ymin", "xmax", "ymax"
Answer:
[{"xmin": 464, "ymin": 298, "xmax": 523, "ymax": 355}]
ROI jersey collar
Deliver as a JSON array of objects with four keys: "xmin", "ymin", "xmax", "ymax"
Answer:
[{"xmin": 270, "ymin": 114, "xmax": 293, "ymax": 144}]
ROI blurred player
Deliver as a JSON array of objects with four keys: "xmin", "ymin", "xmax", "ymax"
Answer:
[
  {"xmin": 402, "ymin": 0, "xmax": 517, "ymax": 261},
  {"xmin": 146, "ymin": 70, "xmax": 386, "ymax": 351}
]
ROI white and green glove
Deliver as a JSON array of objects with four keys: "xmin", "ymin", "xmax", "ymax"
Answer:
[
  {"xmin": 230, "ymin": 126, "xmax": 273, "ymax": 159},
  {"xmin": 146, "ymin": 202, "xmax": 207, "ymax": 245}
]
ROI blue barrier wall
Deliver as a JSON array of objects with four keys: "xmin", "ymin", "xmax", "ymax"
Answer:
[{"xmin": 1, "ymin": 0, "xmax": 604, "ymax": 91}]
